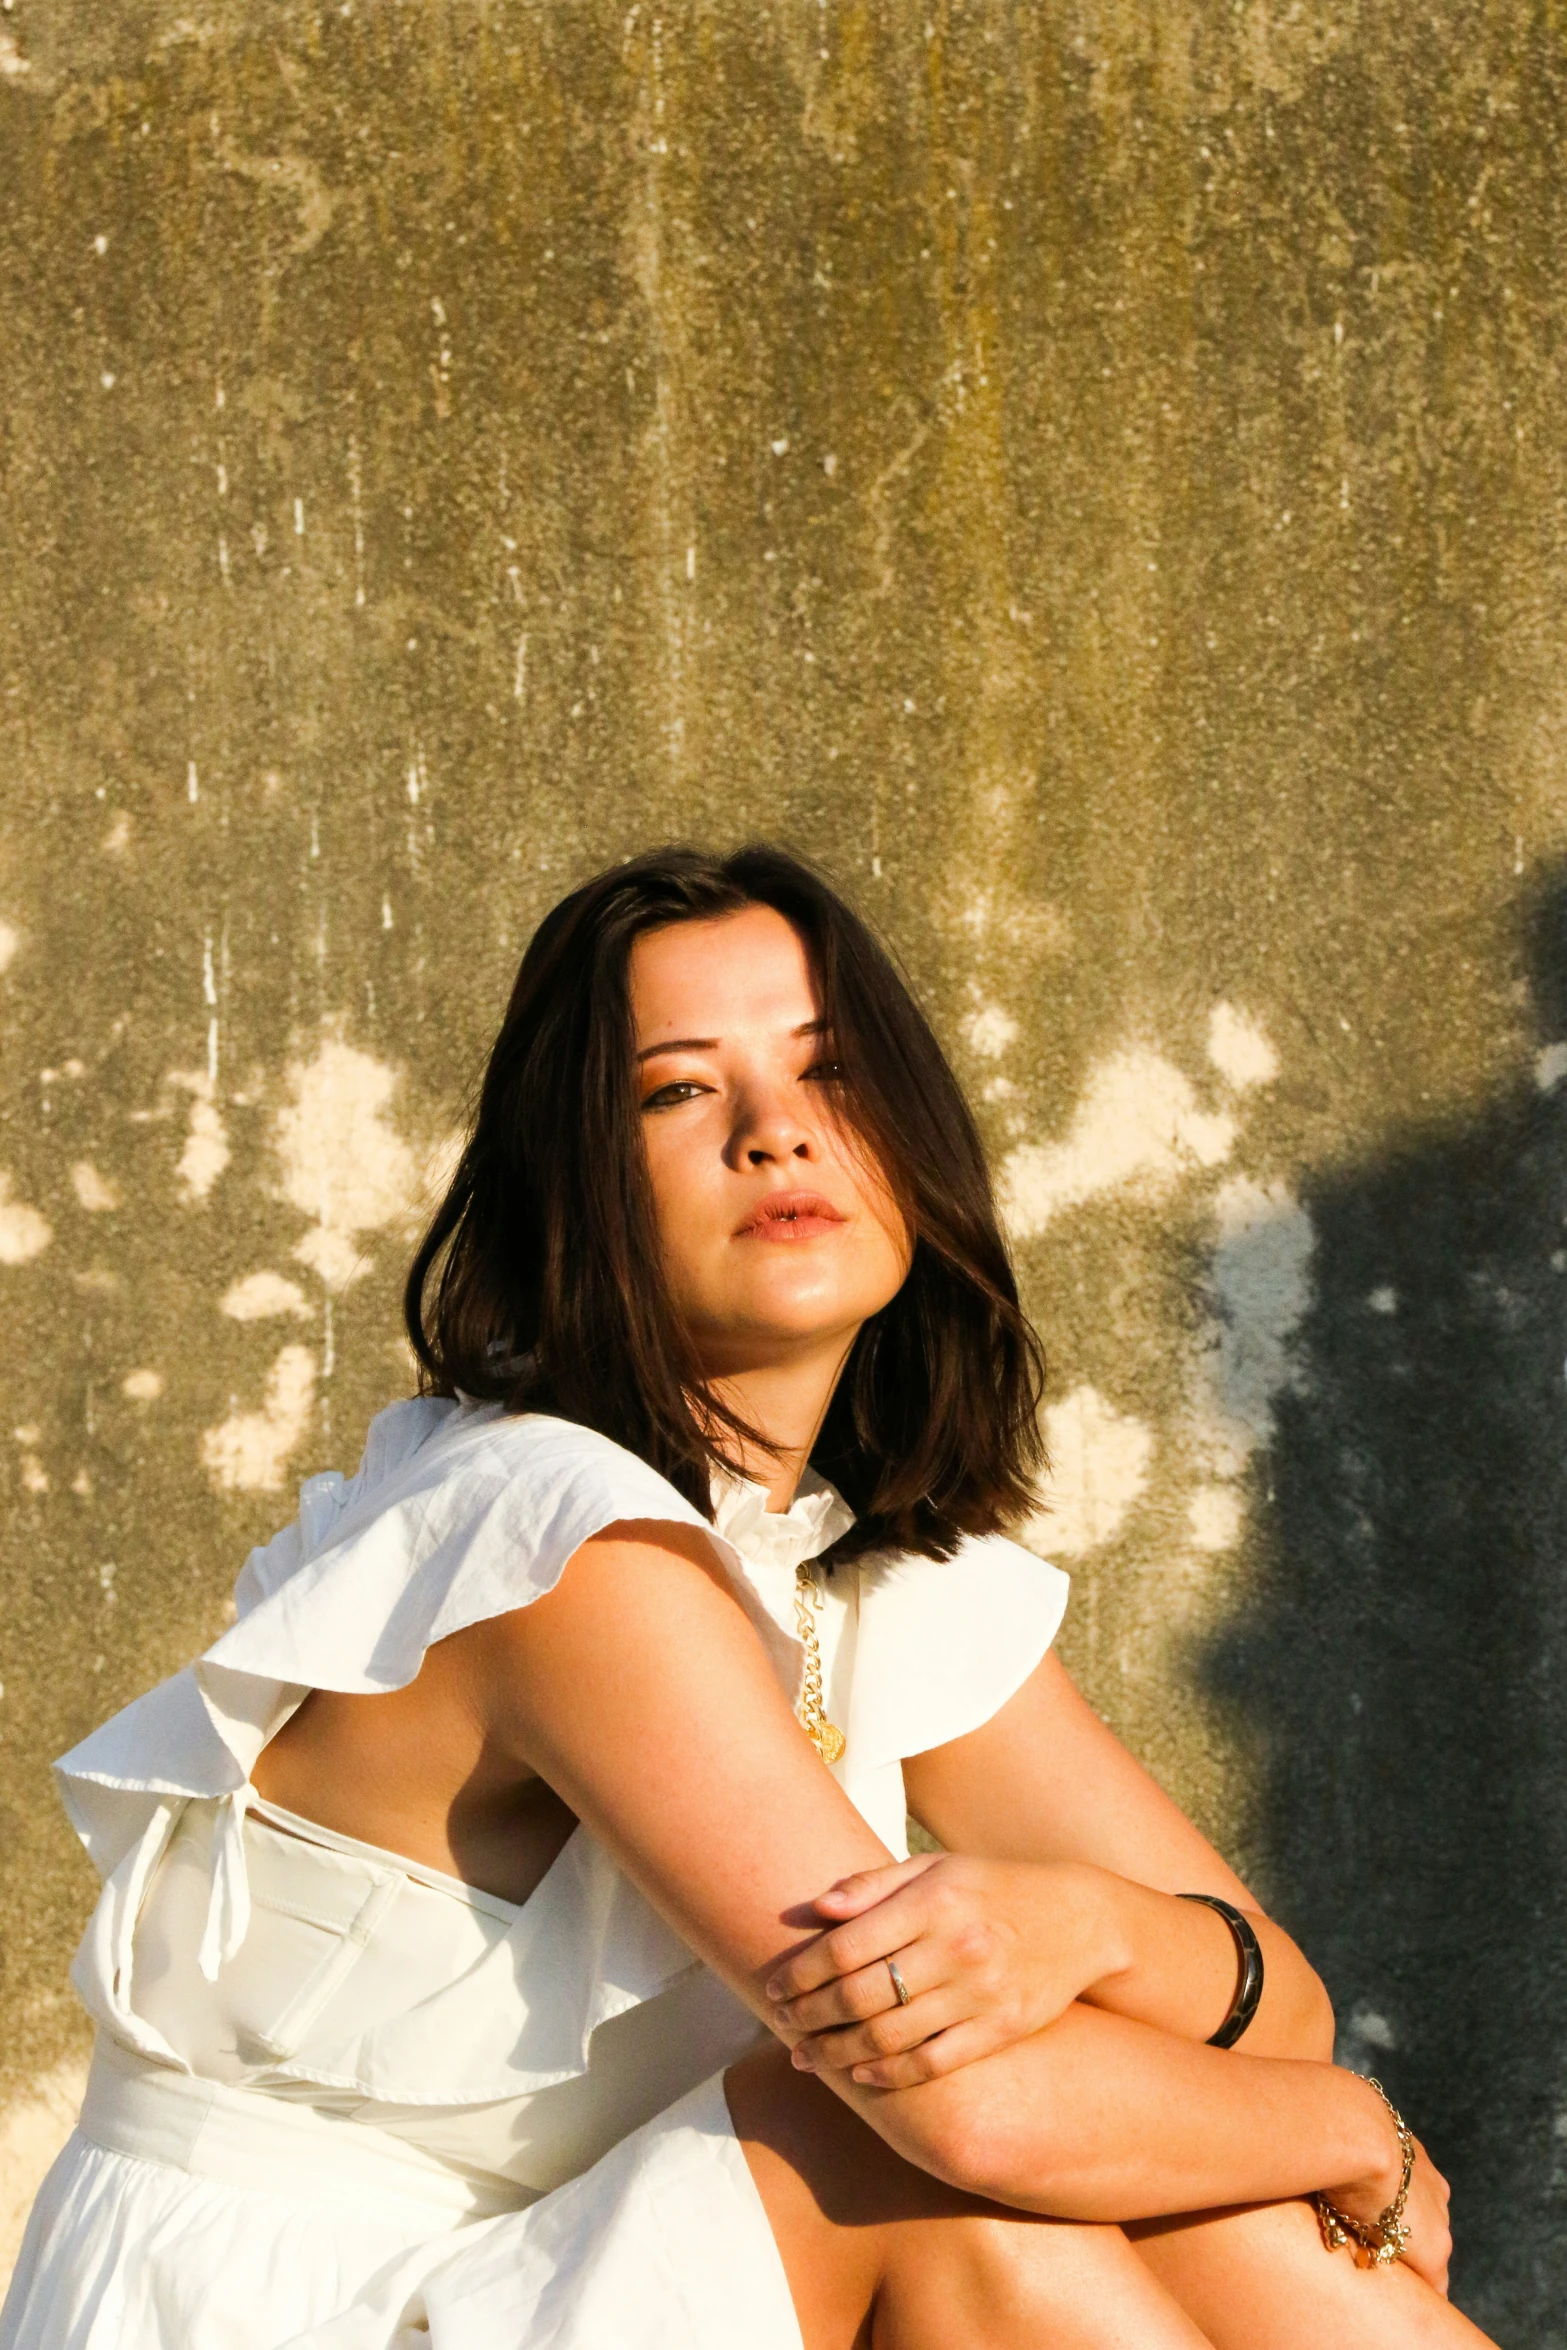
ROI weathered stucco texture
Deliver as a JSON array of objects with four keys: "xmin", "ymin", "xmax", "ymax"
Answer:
[{"xmin": 3, "ymin": 0, "xmax": 1567, "ymax": 2329}]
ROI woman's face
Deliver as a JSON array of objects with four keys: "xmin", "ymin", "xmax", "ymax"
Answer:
[{"xmin": 629, "ymin": 906, "xmax": 912, "ymax": 1376}]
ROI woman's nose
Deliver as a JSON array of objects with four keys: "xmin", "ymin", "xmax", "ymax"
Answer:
[{"xmin": 729, "ymin": 1090, "xmax": 817, "ymax": 1169}]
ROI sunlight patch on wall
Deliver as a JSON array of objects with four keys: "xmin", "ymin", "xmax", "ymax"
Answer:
[
  {"xmin": 421, "ymin": 1125, "xmax": 466, "ymax": 1213},
  {"xmin": 0, "ymin": 922, "xmax": 19, "ymax": 975},
  {"xmin": 1206, "ymin": 1002, "xmax": 1279, "ymax": 1091},
  {"xmin": 274, "ymin": 1037, "xmax": 424, "ymax": 1292},
  {"xmin": 70, "ymin": 1162, "xmax": 119, "ymax": 1213},
  {"xmin": 962, "ymin": 1002, "xmax": 1020, "ymax": 1059},
  {"xmin": 221, "ymin": 1271, "xmax": 313, "ymax": 1322},
  {"xmin": 0, "ymin": 1174, "xmax": 51, "ymax": 1265},
  {"xmin": 12, "ymin": 1425, "xmax": 47, "ymax": 1494},
  {"xmin": 167, "ymin": 1072, "xmax": 231, "ymax": 1203},
  {"xmin": 1026, "ymin": 1383, "xmax": 1154, "ymax": 1557},
  {"xmin": 1186, "ymin": 1483, "xmax": 1246, "ymax": 1552},
  {"xmin": 201, "ymin": 1344, "xmax": 317, "ymax": 1493},
  {"xmin": 999, "ymin": 1048, "xmax": 1236, "ymax": 1240}
]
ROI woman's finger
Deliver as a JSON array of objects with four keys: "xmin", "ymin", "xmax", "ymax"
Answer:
[
  {"xmin": 775, "ymin": 1949, "xmax": 925, "ymax": 2037},
  {"xmin": 809, "ymin": 1854, "xmax": 939, "ymax": 1919},
  {"xmin": 765, "ymin": 1875, "xmax": 942, "ymax": 2001},
  {"xmin": 849, "ymin": 2016, "xmax": 1001, "ymax": 2090},
  {"xmin": 792, "ymin": 1986, "xmax": 963, "ymax": 2074},
  {"xmin": 1400, "ymin": 2149, "xmax": 1453, "ymax": 2295}
]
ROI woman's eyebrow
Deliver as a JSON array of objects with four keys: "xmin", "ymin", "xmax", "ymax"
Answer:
[
  {"xmin": 635, "ymin": 1035, "xmax": 718, "ymax": 1064},
  {"xmin": 634, "ymin": 1019, "xmax": 826, "ymax": 1065}
]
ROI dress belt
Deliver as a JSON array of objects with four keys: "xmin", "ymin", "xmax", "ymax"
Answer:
[{"xmin": 78, "ymin": 2034, "xmax": 529, "ymax": 2221}]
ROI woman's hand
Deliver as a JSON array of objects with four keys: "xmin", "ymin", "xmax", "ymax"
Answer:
[
  {"xmin": 765, "ymin": 1851, "xmax": 1122, "ymax": 2087},
  {"xmin": 1390, "ymin": 2140, "xmax": 1454, "ymax": 2294},
  {"xmin": 1399, "ymin": 2142, "xmax": 1454, "ymax": 2294},
  {"xmin": 1319, "ymin": 2092, "xmax": 1454, "ymax": 2295}
]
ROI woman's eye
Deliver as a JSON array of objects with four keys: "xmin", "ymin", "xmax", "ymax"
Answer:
[
  {"xmin": 639, "ymin": 1080, "xmax": 707, "ymax": 1112},
  {"xmin": 803, "ymin": 1057, "xmax": 845, "ymax": 1083}
]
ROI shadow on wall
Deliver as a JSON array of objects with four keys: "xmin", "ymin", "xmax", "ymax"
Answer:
[{"xmin": 1198, "ymin": 868, "xmax": 1567, "ymax": 2346}]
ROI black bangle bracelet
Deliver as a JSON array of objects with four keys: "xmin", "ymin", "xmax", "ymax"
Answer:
[{"xmin": 1178, "ymin": 1892, "xmax": 1265, "ymax": 2048}]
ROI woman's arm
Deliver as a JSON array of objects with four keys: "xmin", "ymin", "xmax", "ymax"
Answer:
[
  {"xmin": 770, "ymin": 1650, "xmax": 1332, "ymax": 2083},
  {"xmin": 907, "ymin": 1651, "xmax": 1334, "ymax": 2056},
  {"xmin": 877, "ymin": 2003, "xmax": 1410, "ymax": 2230},
  {"xmin": 467, "ymin": 1522, "xmax": 1411, "ymax": 2244}
]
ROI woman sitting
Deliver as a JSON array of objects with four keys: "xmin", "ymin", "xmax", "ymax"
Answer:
[{"xmin": 2, "ymin": 845, "xmax": 1491, "ymax": 2348}]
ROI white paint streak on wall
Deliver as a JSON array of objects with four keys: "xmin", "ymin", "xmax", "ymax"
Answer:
[
  {"xmin": 1192, "ymin": 1175, "xmax": 1316, "ymax": 1479},
  {"xmin": 962, "ymin": 1003, "xmax": 1020, "ymax": 1060},
  {"xmin": 0, "ymin": 922, "xmax": 19, "ymax": 974},
  {"xmin": 70, "ymin": 1163, "xmax": 120, "ymax": 1213},
  {"xmin": 0, "ymin": 2059, "xmax": 89, "ymax": 2294},
  {"xmin": 0, "ymin": 1175, "xmax": 51, "ymax": 1265},
  {"xmin": 201, "ymin": 1344, "xmax": 317, "ymax": 1492},
  {"xmin": 1027, "ymin": 1383, "xmax": 1155, "ymax": 1556},
  {"xmin": 275, "ymin": 1038, "xmax": 424, "ymax": 1292},
  {"xmin": 167, "ymin": 1072, "xmax": 231, "ymax": 1203},
  {"xmin": 203, "ymin": 932, "xmax": 219, "ymax": 1086},
  {"xmin": 999, "ymin": 1049, "xmax": 1236, "ymax": 1240},
  {"xmin": 121, "ymin": 1369, "xmax": 165, "ymax": 1403},
  {"xmin": 222, "ymin": 1272, "xmax": 313, "ymax": 1322},
  {"xmin": 1207, "ymin": 1002, "xmax": 1279, "ymax": 1091}
]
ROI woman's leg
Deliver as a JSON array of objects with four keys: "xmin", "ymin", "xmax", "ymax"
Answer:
[
  {"xmin": 726, "ymin": 2046, "xmax": 1214, "ymax": 2350},
  {"xmin": 1128, "ymin": 2201, "xmax": 1501, "ymax": 2350}
]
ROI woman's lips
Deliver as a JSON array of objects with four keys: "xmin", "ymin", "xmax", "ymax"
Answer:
[{"xmin": 734, "ymin": 1191, "xmax": 848, "ymax": 1241}]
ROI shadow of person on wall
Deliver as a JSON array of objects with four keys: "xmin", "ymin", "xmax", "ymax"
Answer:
[{"xmin": 1197, "ymin": 865, "xmax": 1567, "ymax": 2346}]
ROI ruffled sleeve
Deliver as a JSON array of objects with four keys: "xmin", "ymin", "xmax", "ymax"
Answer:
[
  {"xmin": 835, "ymin": 1534, "xmax": 1070, "ymax": 1853},
  {"xmin": 849, "ymin": 1534, "xmax": 1069, "ymax": 1766},
  {"xmin": 54, "ymin": 1403, "xmax": 731, "ymax": 2075},
  {"xmin": 55, "ymin": 1402, "xmax": 718, "ymax": 1885}
]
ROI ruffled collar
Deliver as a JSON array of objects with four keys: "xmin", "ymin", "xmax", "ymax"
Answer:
[{"xmin": 710, "ymin": 1463, "xmax": 854, "ymax": 1578}]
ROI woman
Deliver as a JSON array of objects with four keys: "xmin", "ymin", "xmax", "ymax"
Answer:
[{"xmin": 3, "ymin": 845, "xmax": 1495, "ymax": 2349}]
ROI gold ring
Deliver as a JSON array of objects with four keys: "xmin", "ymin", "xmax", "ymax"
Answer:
[{"xmin": 886, "ymin": 1958, "xmax": 912, "ymax": 2007}]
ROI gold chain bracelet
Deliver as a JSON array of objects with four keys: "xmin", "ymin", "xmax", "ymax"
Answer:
[
  {"xmin": 1312, "ymin": 2077, "xmax": 1417, "ymax": 2268},
  {"xmin": 793, "ymin": 1564, "xmax": 846, "ymax": 1765}
]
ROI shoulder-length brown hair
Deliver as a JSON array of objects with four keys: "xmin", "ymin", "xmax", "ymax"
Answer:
[{"xmin": 405, "ymin": 844, "xmax": 1045, "ymax": 1563}]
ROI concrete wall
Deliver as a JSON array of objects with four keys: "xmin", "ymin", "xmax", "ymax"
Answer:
[{"xmin": 3, "ymin": 1, "xmax": 1565, "ymax": 2331}]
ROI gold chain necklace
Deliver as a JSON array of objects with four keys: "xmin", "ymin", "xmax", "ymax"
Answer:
[{"xmin": 793, "ymin": 1563, "xmax": 846, "ymax": 1764}]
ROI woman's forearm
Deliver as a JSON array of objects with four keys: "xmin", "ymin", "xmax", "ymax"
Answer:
[
  {"xmin": 1071, "ymin": 1865, "xmax": 1336, "ymax": 2061},
  {"xmin": 860, "ymin": 2000, "xmax": 1394, "ymax": 2223}
]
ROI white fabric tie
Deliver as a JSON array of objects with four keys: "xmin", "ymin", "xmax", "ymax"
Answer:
[{"xmin": 197, "ymin": 1783, "xmax": 254, "ymax": 1983}]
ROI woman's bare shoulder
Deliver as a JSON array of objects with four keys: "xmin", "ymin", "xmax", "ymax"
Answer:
[{"xmin": 470, "ymin": 1519, "xmax": 890, "ymax": 1999}]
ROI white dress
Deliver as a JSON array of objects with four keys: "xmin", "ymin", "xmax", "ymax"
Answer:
[{"xmin": 0, "ymin": 1398, "xmax": 1069, "ymax": 2350}]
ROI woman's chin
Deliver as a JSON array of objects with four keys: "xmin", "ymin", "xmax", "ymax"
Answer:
[{"xmin": 691, "ymin": 1293, "xmax": 874, "ymax": 1367}]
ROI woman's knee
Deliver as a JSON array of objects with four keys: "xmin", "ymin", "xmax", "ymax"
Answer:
[
  {"xmin": 727, "ymin": 2050, "xmax": 1212, "ymax": 2350},
  {"xmin": 875, "ymin": 2210, "xmax": 1216, "ymax": 2349},
  {"xmin": 727, "ymin": 2046, "xmax": 956, "ymax": 2348}
]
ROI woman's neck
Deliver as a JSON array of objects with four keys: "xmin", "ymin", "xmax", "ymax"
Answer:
[{"xmin": 704, "ymin": 1331, "xmax": 857, "ymax": 1510}]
